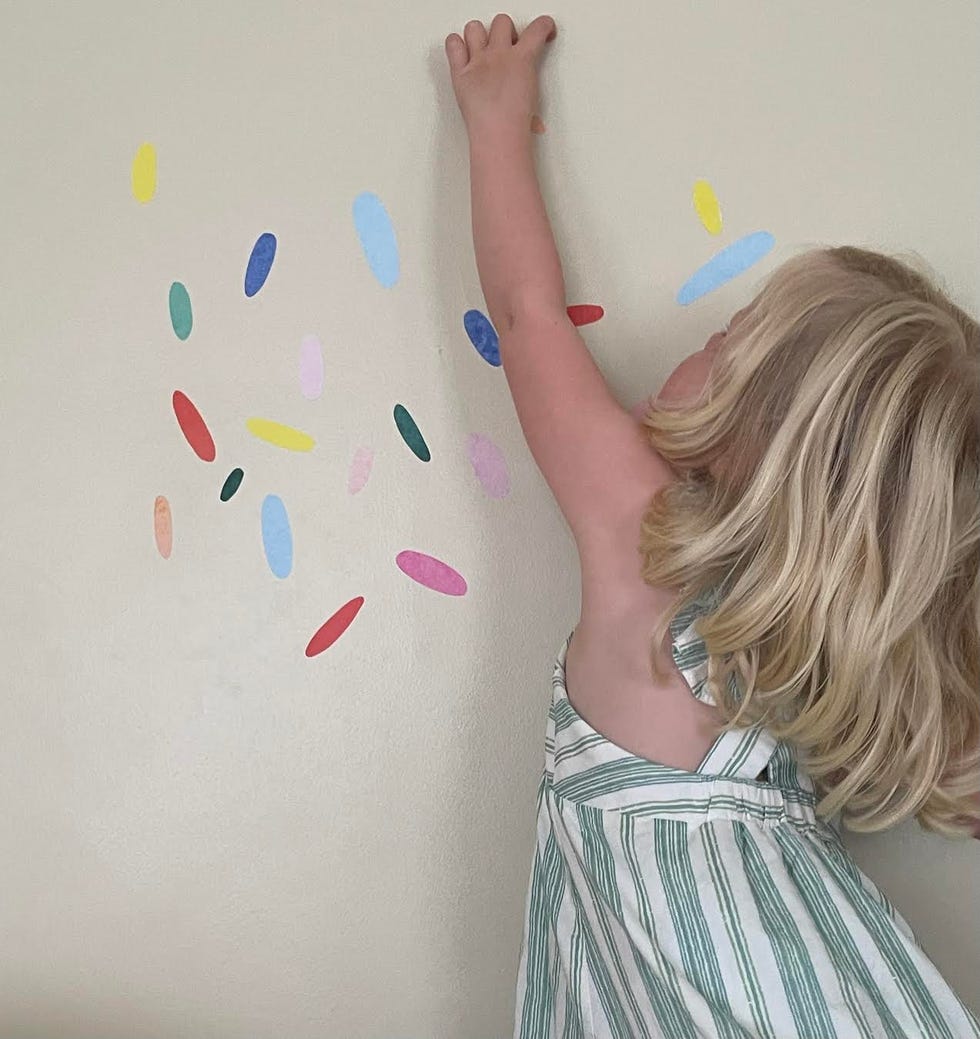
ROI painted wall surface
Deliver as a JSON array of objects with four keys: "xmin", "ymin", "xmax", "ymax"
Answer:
[{"xmin": 2, "ymin": 1, "xmax": 977, "ymax": 1034}]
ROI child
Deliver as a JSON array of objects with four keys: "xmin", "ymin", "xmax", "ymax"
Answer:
[{"xmin": 445, "ymin": 14, "xmax": 980, "ymax": 1037}]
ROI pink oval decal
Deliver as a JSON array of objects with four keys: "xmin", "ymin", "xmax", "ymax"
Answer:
[{"xmin": 396, "ymin": 550, "xmax": 467, "ymax": 596}]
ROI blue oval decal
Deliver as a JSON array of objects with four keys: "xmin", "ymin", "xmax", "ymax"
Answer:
[
  {"xmin": 244, "ymin": 232, "xmax": 277, "ymax": 297},
  {"xmin": 463, "ymin": 309, "xmax": 500, "ymax": 366}
]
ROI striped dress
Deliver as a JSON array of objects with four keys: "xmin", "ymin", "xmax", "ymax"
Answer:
[{"xmin": 514, "ymin": 591, "xmax": 980, "ymax": 1038}]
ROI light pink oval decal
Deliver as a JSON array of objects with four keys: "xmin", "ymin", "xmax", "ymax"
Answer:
[
  {"xmin": 299, "ymin": 334, "xmax": 323, "ymax": 400},
  {"xmin": 466, "ymin": 433, "xmax": 510, "ymax": 498},
  {"xmin": 396, "ymin": 550, "xmax": 467, "ymax": 596},
  {"xmin": 153, "ymin": 496, "xmax": 172, "ymax": 558},
  {"xmin": 347, "ymin": 446, "xmax": 374, "ymax": 494}
]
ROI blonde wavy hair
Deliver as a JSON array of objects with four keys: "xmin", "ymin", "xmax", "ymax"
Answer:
[{"xmin": 639, "ymin": 246, "xmax": 980, "ymax": 836}]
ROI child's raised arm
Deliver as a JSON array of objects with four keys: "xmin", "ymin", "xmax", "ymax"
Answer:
[{"xmin": 445, "ymin": 15, "xmax": 672, "ymax": 551}]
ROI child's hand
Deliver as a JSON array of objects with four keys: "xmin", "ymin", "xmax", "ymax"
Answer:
[{"xmin": 445, "ymin": 14, "xmax": 557, "ymax": 137}]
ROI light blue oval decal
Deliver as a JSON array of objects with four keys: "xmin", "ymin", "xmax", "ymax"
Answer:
[
  {"xmin": 261, "ymin": 493, "xmax": 292, "ymax": 578},
  {"xmin": 677, "ymin": 231, "xmax": 775, "ymax": 305},
  {"xmin": 352, "ymin": 191, "xmax": 399, "ymax": 288}
]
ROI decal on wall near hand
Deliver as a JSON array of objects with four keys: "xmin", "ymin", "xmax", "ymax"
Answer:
[
  {"xmin": 353, "ymin": 191, "xmax": 399, "ymax": 288},
  {"xmin": 132, "ymin": 142, "xmax": 156, "ymax": 202},
  {"xmin": 246, "ymin": 418, "xmax": 315, "ymax": 452},
  {"xmin": 299, "ymin": 334, "xmax": 324, "ymax": 400},
  {"xmin": 172, "ymin": 390, "xmax": 216, "ymax": 462},
  {"xmin": 347, "ymin": 446, "xmax": 374, "ymax": 494},
  {"xmin": 261, "ymin": 494, "xmax": 293, "ymax": 579},
  {"xmin": 677, "ymin": 231, "xmax": 775, "ymax": 305},
  {"xmin": 244, "ymin": 232, "xmax": 277, "ymax": 297},
  {"xmin": 220, "ymin": 468, "xmax": 244, "ymax": 502},
  {"xmin": 153, "ymin": 496, "xmax": 172, "ymax": 558},
  {"xmin": 396, "ymin": 550, "xmax": 467, "ymax": 596},
  {"xmin": 567, "ymin": 304, "xmax": 604, "ymax": 326},
  {"xmin": 463, "ymin": 309, "xmax": 500, "ymax": 366},
  {"xmin": 692, "ymin": 179, "xmax": 723, "ymax": 235},
  {"xmin": 393, "ymin": 404, "xmax": 430, "ymax": 461},
  {"xmin": 305, "ymin": 597, "xmax": 365, "ymax": 657},
  {"xmin": 467, "ymin": 433, "xmax": 510, "ymax": 498},
  {"xmin": 169, "ymin": 281, "xmax": 192, "ymax": 340}
]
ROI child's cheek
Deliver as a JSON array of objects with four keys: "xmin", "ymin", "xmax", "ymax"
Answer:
[{"xmin": 630, "ymin": 398, "xmax": 651, "ymax": 421}]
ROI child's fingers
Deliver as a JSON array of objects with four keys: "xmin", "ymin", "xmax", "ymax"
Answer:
[
  {"xmin": 517, "ymin": 14, "xmax": 557, "ymax": 58},
  {"xmin": 445, "ymin": 33, "xmax": 468, "ymax": 72},
  {"xmin": 489, "ymin": 13, "xmax": 518, "ymax": 47},
  {"xmin": 463, "ymin": 19, "xmax": 489, "ymax": 53}
]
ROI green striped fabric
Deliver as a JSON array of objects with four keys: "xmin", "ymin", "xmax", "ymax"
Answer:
[{"xmin": 513, "ymin": 596, "xmax": 980, "ymax": 1037}]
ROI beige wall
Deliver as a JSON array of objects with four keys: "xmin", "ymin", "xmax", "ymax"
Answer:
[{"xmin": 2, "ymin": 1, "xmax": 977, "ymax": 1034}]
